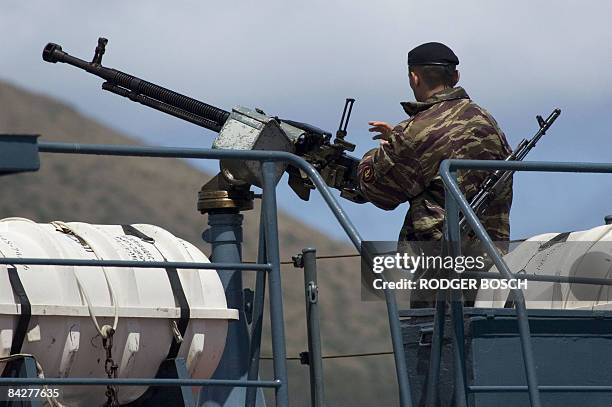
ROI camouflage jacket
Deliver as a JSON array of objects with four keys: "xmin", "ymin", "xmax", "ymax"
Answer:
[{"xmin": 357, "ymin": 87, "xmax": 513, "ymax": 241}]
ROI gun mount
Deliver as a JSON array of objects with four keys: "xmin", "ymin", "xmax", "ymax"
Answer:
[{"xmin": 43, "ymin": 37, "xmax": 366, "ymax": 205}]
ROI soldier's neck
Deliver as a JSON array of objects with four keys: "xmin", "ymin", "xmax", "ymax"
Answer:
[{"xmin": 422, "ymin": 85, "xmax": 451, "ymax": 101}]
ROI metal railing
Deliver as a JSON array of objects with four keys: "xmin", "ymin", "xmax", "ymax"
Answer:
[
  {"xmin": 9, "ymin": 141, "xmax": 611, "ymax": 406},
  {"xmin": 436, "ymin": 159, "xmax": 612, "ymax": 407},
  {"xmin": 0, "ymin": 141, "xmax": 412, "ymax": 407}
]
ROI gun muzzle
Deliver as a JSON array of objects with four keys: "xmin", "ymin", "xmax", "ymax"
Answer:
[
  {"xmin": 43, "ymin": 42, "xmax": 96, "ymax": 73},
  {"xmin": 42, "ymin": 43, "xmax": 65, "ymax": 63}
]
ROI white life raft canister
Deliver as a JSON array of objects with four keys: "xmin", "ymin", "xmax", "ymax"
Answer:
[
  {"xmin": 475, "ymin": 225, "xmax": 612, "ymax": 310},
  {"xmin": 0, "ymin": 218, "xmax": 238, "ymax": 406}
]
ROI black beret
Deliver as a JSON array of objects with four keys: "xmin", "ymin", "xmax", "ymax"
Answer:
[{"xmin": 407, "ymin": 42, "xmax": 459, "ymax": 66}]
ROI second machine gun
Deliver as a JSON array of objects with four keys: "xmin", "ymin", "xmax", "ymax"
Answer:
[{"xmin": 42, "ymin": 37, "xmax": 367, "ymax": 208}]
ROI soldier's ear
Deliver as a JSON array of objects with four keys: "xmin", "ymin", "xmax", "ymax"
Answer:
[
  {"xmin": 409, "ymin": 70, "xmax": 420, "ymax": 87},
  {"xmin": 452, "ymin": 70, "xmax": 460, "ymax": 86}
]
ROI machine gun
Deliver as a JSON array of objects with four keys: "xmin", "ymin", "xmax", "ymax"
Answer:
[
  {"xmin": 460, "ymin": 108, "xmax": 562, "ymax": 233},
  {"xmin": 42, "ymin": 37, "xmax": 366, "ymax": 203}
]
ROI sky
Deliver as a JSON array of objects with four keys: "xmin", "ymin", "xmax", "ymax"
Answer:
[{"xmin": 1, "ymin": 1, "xmax": 612, "ymax": 242}]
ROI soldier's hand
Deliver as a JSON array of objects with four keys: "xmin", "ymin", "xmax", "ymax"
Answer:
[{"xmin": 368, "ymin": 121, "xmax": 393, "ymax": 141}]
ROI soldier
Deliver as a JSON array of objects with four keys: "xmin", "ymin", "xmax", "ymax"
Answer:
[{"xmin": 358, "ymin": 42, "xmax": 513, "ymax": 243}]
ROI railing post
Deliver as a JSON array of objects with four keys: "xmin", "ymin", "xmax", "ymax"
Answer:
[
  {"xmin": 245, "ymin": 213, "xmax": 268, "ymax": 407},
  {"xmin": 261, "ymin": 161, "xmax": 290, "ymax": 407},
  {"xmin": 300, "ymin": 248, "xmax": 326, "ymax": 407},
  {"xmin": 425, "ymin": 291, "xmax": 446, "ymax": 407},
  {"xmin": 440, "ymin": 160, "xmax": 542, "ymax": 407},
  {"xmin": 384, "ymin": 286, "xmax": 413, "ymax": 407},
  {"xmin": 444, "ymin": 170, "xmax": 469, "ymax": 407},
  {"xmin": 362, "ymin": 243, "xmax": 413, "ymax": 407}
]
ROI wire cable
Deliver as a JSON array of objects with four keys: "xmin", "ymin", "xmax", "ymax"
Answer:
[
  {"xmin": 241, "ymin": 253, "xmax": 361, "ymax": 266},
  {"xmin": 259, "ymin": 350, "xmax": 393, "ymax": 361}
]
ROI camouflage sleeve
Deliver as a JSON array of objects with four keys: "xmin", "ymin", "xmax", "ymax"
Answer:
[{"xmin": 357, "ymin": 127, "xmax": 424, "ymax": 210}]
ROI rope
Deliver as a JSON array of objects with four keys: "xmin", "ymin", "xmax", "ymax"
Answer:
[
  {"xmin": 51, "ymin": 222, "xmax": 119, "ymax": 339},
  {"xmin": 52, "ymin": 222, "xmax": 123, "ymax": 405}
]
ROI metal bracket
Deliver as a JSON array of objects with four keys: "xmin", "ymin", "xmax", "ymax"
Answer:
[
  {"xmin": 299, "ymin": 351, "xmax": 310, "ymax": 366},
  {"xmin": 418, "ymin": 325, "xmax": 434, "ymax": 347},
  {"xmin": 0, "ymin": 134, "xmax": 40, "ymax": 176},
  {"xmin": 307, "ymin": 282, "xmax": 318, "ymax": 304},
  {"xmin": 243, "ymin": 288, "xmax": 255, "ymax": 324},
  {"xmin": 292, "ymin": 253, "xmax": 304, "ymax": 268}
]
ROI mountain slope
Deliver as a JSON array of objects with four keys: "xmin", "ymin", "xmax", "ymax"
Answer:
[{"xmin": 0, "ymin": 81, "xmax": 398, "ymax": 406}]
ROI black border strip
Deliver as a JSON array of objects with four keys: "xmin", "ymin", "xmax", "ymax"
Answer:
[
  {"xmin": 121, "ymin": 225, "xmax": 190, "ymax": 359},
  {"xmin": 7, "ymin": 265, "xmax": 31, "ymax": 355}
]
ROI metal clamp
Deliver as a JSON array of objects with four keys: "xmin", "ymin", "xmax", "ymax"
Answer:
[
  {"xmin": 307, "ymin": 282, "xmax": 318, "ymax": 304},
  {"xmin": 418, "ymin": 325, "xmax": 433, "ymax": 347}
]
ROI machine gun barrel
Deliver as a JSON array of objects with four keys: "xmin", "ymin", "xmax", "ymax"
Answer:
[{"xmin": 42, "ymin": 39, "xmax": 230, "ymax": 132}]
